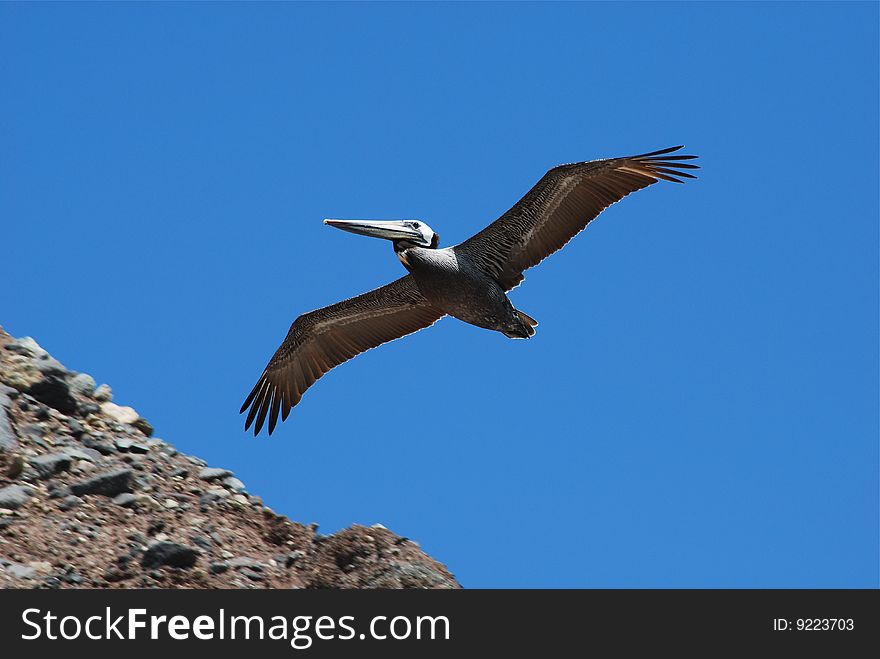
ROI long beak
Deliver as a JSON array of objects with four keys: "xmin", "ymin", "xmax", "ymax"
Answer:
[{"xmin": 323, "ymin": 219, "xmax": 422, "ymax": 242}]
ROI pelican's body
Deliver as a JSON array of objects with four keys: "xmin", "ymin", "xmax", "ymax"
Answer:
[
  {"xmin": 241, "ymin": 146, "xmax": 699, "ymax": 435},
  {"xmin": 399, "ymin": 246, "xmax": 534, "ymax": 338}
]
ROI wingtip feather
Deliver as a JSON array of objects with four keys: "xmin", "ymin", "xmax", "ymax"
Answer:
[{"xmin": 636, "ymin": 145, "xmax": 685, "ymax": 158}]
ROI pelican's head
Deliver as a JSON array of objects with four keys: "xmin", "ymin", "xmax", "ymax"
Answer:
[{"xmin": 323, "ymin": 219, "xmax": 439, "ymax": 249}]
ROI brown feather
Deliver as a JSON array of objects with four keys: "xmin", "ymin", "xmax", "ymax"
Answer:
[
  {"xmin": 241, "ymin": 275, "xmax": 444, "ymax": 435},
  {"xmin": 456, "ymin": 146, "xmax": 699, "ymax": 291}
]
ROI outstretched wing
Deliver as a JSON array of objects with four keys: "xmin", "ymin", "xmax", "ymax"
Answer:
[
  {"xmin": 456, "ymin": 146, "xmax": 699, "ymax": 291},
  {"xmin": 241, "ymin": 275, "xmax": 444, "ymax": 435}
]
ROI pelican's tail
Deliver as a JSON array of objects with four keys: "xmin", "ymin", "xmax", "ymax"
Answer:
[{"xmin": 503, "ymin": 309, "xmax": 538, "ymax": 339}]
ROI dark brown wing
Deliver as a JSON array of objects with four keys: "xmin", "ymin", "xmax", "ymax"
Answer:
[
  {"xmin": 240, "ymin": 275, "xmax": 444, "ymax": 435},
  {"xmin": 456, "ymin": 146, "xmax": 699, "ymax": 290}
]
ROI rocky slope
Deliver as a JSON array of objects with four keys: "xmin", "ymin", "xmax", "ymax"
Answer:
[{"xmin": 0, "ymin": 327, "xmax": 458, "ymax": 589}]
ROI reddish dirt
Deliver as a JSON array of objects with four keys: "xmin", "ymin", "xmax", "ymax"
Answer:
[{"xmin": 0, "ymin": 326, "xmax": 459, "ymax": 589}]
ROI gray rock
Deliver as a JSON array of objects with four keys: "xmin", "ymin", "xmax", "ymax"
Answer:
[
  {"xmin": 222, "ymin": 477, "xmax": 246, "ymax": 493},
  {"xmin": 190, "ymin": 534, "xmax": 212, "ymax": 549},
  {"xmin": 132, "ymin": 474, "xmax": 153, "ymax": 490},
  {"xmin": 208, "ymin": 561, "xmax": 229, "ymax": 574},
  {"xmin": 30, "ymin": 453, "xmax": 72, "ymax": 479},
  {"xmin": 285, "ymin": 551, "xmax": 306, "ymax": 568},
  {"xmin": 104, "ymin": 567, "xmax": 131, "ymax": 582},
  {"xmin": 47, "ymin": 482, "xmax": 70, "ymax": 499},
  {"xmin": 43, "ymin": 576, "xmax": 62, "ymax": 588},
  {"xmin": 0, "ymin": 484, "xmax": 33, "ymax": 509},
  {"xmin": 66, "ymin": 447, "xmax": 101, "ymax": 462},
  {"xmin": 67, "ymin": 418, "xmax": 85, "ymax": 438},
  {"xmin": 120, "ymin": 454, "xmax": 144, "ymax": 468},
  {"xmin": 5, "ymin": 563, "xmax": 37, "ymax": 579},
  {"xmin": 69, "ymin": 373, "xmax": 96, "ymax": 397},
  {"xmin": 198, "ymin": 467, "xmax": 233, "ymax": 481},
  {"xmin": 115, "ymin": 438, "xmax": 134, "ymax": 451},
  {"xmin": 141, "ymin": 541, "xmax": 199, "ymax": 569},
  {"xmin": 82, "ymin": 437, "xmax": 116, "ymax": 455},
  {"xmin": 59, "ymin": 495, "xmax": 79, "ymax": 511},
  {"xmin": 19, "ymin": 423, "xmax": 46, "ymax": 439},
  {"xmin": 240, "ymin": 568, "xmax": 265, "ymax": 581},
  {"xmin": 69, "ymin": 469, "xmax": 133, "ymax": 497},
  {"xmin": 208, "ymin": 486, "xmax": 229, "ymax": 499},
  {"xmin": 131, "ymin": 417, "xmax": 154, "ymax": 437},
  {"xmin": 60, "ymin": 572, "xmax": 84, "ymax": 585},
  {"xmin": 0, "ymin": 385, "xmax": 16, "ymax": 452},
  {"xmin": 147, "ymin": 520, "xmax": 165, "ymax": 536},
  {"xmin": 228, "ymin": 557, "xmax": 263, "ymax": 570},
  {"xmin": 77, "ymin": 402, "xmax": 100, "ymax": 416},
  {"xmin": 93, "ymin": 384, "xmax": 112, "ymax": 402},
  {"xmin": 35, "ymin": 355, "xmax": 68, "ymax": 376},
  {"xmin": 115, "ymin": 438, "xmax": 149, "ymax": 454},
  {"xmin": 1, "ymin": 386, "xmax": 19, "ymax": 401},
  {"xmin": 6, "ymin": 337, "xmax": 48, "ymax": 359},
  {"xmin": 112, "ymin": 493, "xmax": 137, "ymax": 508},
  {"xmin": 26, "ymin": 375, "xmax": 77, "ymax": 415}
]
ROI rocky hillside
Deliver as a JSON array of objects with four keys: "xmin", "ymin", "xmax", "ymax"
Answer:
[{"xmin": 0, "ymin": 327, "xmax": 458, "ymax": 589}]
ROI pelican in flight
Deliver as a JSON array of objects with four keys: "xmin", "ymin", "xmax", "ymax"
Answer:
[{"xmin": 241, "ymin": 146, "xmax": 699, "ymax": 434}]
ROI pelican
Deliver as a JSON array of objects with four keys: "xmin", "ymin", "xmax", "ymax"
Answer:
[{"xmin": 241, "ymin": 146, "xmax": 699, "ymax": 434}]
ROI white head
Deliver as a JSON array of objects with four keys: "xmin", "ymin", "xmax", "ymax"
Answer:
[{"xmin": 323, "ymin": 219, "xmax": 439, "ymax": 249}]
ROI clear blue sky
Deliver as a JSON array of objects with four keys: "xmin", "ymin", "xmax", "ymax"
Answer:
[{"xmin": 1, "ymin": 2, "xmax": 877, "ymax": 588}]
